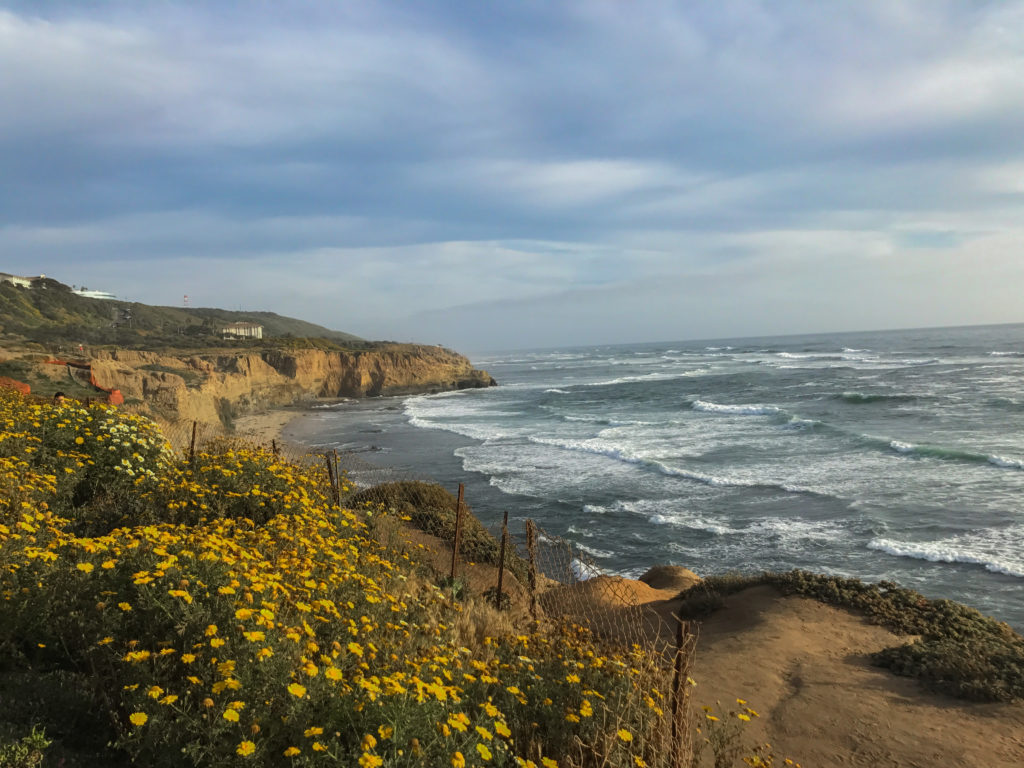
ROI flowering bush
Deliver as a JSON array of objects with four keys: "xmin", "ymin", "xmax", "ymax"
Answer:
[{"xmin": 0, "ymin": 391, "xmax": 675, "ymax": 767}]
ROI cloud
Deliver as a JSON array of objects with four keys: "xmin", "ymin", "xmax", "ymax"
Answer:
[{"xmin": 1, "ymin": 1, "xmax": 1024, "ymax": 348}]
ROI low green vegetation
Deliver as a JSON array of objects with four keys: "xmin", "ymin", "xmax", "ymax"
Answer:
[
  {"xmin": 0, "ymin": 280, "xmax": 363, "ymax": 350},
  {"xmin": 675, "ymin": 570, "xmax": 1024, "ymax": 702},
  {"xmin": 349, "ymin": 481, "xmax": 529, "ymax": 582}
]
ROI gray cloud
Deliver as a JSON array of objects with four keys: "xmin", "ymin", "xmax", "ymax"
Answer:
[{"xmin": 2, "ymin": 1, "xmax": 1024, "ymax": 349}]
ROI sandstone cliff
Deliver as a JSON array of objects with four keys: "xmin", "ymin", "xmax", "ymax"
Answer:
[{"xmin": 86, "ymin": 344, "xmax": 496, "ymax": 426}]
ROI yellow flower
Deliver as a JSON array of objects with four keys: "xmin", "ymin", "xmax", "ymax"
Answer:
[
  {"xmin": 358, "ymin": 754, "xmax": 382, "ymax": 768},
  {"xmin": 118, "ymin": 602, "xmax": 132, "ymax": 612},
  {"xmin": 542, "ymin": 759, "xmax": 558, "ymax": 768},
  {"xmin": 205, "ymin": 624, "xmax": 218, "ymax": 636},
  {"xmin": 361, "ymin": 733, "xmax": 377, "ymax": 750},
  {"xmin": 76, "ymin": 562, "xmax": 94, "ymax": 573},
  {"xmin": 312, "ymin": 742, "xmax": 327, "ymax": 753},
  {"xmin": 223, "ymin": 709, "xmax": 240, "ymax": 722},
  {"xmin": 452, "ymin": 752, "xmax": 466, "ymax": 768},
  {"xmin": 304, "ymin": 727, "xmax": 323, "ymax": 738},
  {"xmin": 475, "ymin": 725, "xmax": 492, "ymax": 741},
  {"xmin": 160, "ymin": 695, "xmax": 178, "ymax": 705},
  {"xmin": 129, "ymin": 712, "xmax": 148, "ymax": 726},
  {"xmin": 236, "ymin": 740, "xmax": 256, "ymax": 757},
  {"xmin": 476, "ymin": 743, "xmax": 493, "ymax": 761},
  {"xmin": 181, "ymin": 653, "xmax": 196, "ymax": 664},
  {"xmin": 287, "ymin": 683, "xmax": 306, "ymax": 698},
  {"xmin": 617, "ymin": 730, "xmax": 633, "ymax": 743},
  {"xmin": 147, "ymin": 686, "xmax": 164, "ymax": 699},
  {"xmin": 378, "ymin": 725, "xmax": 394, "ymax": 740},
  {"xmin": 495, "ymin": 721, "xmax": 511, "ymax": 738},
  {"xmin": 284, "ymin": 747, "xmax": 300, "ymax": 757},
  {"xmin": 633, "ymin": 758, "xmax": 647, "ymax": 768}
]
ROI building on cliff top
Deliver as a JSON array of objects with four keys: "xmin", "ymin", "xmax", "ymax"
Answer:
[
  {"xmin": 0, "ymin": 273, "xmax": 48, "ymax": 288},
  {"xmin": 221, "ymin": 322, "xmax": 264, "ymax": 340}
]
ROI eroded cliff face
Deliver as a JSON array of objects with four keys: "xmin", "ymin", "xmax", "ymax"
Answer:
[{"xmin": 88, "ymin": 345, "xmax": 496, "ymax": 426}]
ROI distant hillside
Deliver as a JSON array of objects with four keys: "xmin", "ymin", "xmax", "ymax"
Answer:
[{"xmin": 0, "ymin": 278, "xmax": 363, "ymax": 350}]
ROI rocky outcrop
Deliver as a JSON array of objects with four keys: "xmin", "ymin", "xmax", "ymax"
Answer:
[{"xmin": 87, "ymin": 344, "xmax": 496, "ymax": 426}]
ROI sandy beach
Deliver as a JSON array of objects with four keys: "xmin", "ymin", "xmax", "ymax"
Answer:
[{"xmin": 233, "ymin": 408, "xmax": 303, "ymax": 446}]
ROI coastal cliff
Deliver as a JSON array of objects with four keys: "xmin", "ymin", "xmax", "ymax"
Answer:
[{"xmin": 85, "ymin": 344, "xmax": 495, "ymax": 426}]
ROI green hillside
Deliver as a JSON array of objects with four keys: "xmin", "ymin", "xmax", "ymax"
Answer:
[{"xmin": 0, "ymin": 278, "xmax": 364, "ymax": 350}]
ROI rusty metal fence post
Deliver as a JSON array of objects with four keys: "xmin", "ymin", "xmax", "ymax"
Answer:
[
  {"xmin": 526, "ymin": 519, "xmax": 538, "ymax": 622},
  {"xmin": 671, "ymin": 616, "xmax": 695, "ymax": 768},
  {"xmin": 188, "ymin": 420, "xmax": 198, "ymax": 464},
  {"xmin": 449, "ymin": 483, "xmax": 465, "ymax": 582},
  {"xmin": 495, "ymin": 510, "xmax": 509, "ymax": 606},
  {"xmin": 324, "ymin": 453, "xmax": 340, "ymax": 505}
]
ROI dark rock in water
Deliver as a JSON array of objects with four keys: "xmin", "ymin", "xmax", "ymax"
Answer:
[{"xmin": 638, "ymin": 565, "xmax": 700, "ymax": 592}]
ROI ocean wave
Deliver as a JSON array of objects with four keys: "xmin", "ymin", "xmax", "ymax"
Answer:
[
  {"xmin": 835, "ymin": 392, "xmax": 917, "ymax": 404},
  {"xmin": 570, "ymin": 559, "xmax": 606, "ymax": 581},
  {"xmin": 705, "ymin": 346, "xmax": 734, "ymax": 351},
  {"xmin": 989, "ymin": 351, "xmax": 1024, "ymax": 358},
  {"xmin": 886, "ymin": 440, "xmax": 1024, "ymax": 469},
  {"xmin": 406, "ymin": 415, "xmax": 511, "ymax": 442},
  {"xmin": 545, "ymin": 388, "xmax": 569, "ymax": 394},
  {"xmin": 583, "ymin": 371, "xmax": 705, "ymax": 387},
  {"xmin": 574, "ymin": 542, "xmax": 615, "ymax": 559},
  {"xmin": 777, "ymin": 352, "xmax": 844, "ymax": 361},
  {"xmin": 527, "ymin": 436, "xmax": 826, "ymax": 496},
  {"xmin": 868, "ymin": 532, "xmax": 1024, "ymax": 578},
  {"xmin": 691, "ymin": 399, "xmax": 782, "ymax": 416},
  {"xmin": 988, "ymin": 455, "xmax": 1024, "ymax": 470},
  {"xmin": 783, "ymin": 416, "xmax": 821, "ymax": 430}
]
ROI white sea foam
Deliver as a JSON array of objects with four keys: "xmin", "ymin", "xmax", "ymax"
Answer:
[
  {"xmin": 545, "ymin": 388, "xmax": 569, "ymax": 394},
  {"xmin": 691, "ymin": 399, "xmax": 782, "ymax": 416},
  {"xmin": 574, "ymin": 542, "xmax": 615, "ymax": 559},
  {"xmin": 868, "ymin": 528, "xmax": 1024, "ymax": 578},
  {"xmin": 311, "ymin": 400, "xmax": 353, "ymax": 409},
  {"xmin": 890, "ymin": 440, "xmax": 916, "ymax": 454},
  {"xmin": 571, "ymin": 559, "xmax": 606, "ymax": 581},
  {"xmin": 583, "ymin": 371, "xmax": 702, "ymax": 387},
  {"xmin": 988, "ymin": 455, "xmax": 1024, "ymax": 470},
  {"xmin": 989, "ymin": 351, "xmax": 1024, "ymax": 357}
]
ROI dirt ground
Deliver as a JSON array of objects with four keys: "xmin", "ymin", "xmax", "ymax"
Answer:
[{"xmin": 566, "ymin": 577, "xmax": 1024, "ymax": 767}]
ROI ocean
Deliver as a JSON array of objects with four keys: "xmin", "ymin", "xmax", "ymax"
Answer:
[{"xmin": 285, "ymin": 323, "xmax": 1024, "ymax": 631}]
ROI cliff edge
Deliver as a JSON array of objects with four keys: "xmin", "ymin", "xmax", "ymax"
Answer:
[{"xmin": 77, "ymin": 344, "xmax": 496, "ymax": 426}]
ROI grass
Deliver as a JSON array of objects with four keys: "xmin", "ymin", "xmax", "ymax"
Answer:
[{"xmin": 674, "ymin": 570, "xmax": 1024, "ymax": 702}]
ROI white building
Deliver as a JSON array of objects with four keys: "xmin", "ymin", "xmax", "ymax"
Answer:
[
  {"xmin": 0, "ymin": 272, "xmax": 45, "ymax": 288},
  {"xmin": 221, "ymin": 322, "xmax": 264, "ymax": 340}
]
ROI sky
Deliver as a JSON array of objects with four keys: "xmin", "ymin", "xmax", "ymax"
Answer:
[{"xmin": 2, "ymin": 1, "xmax": 1024, "ymax": 353}]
